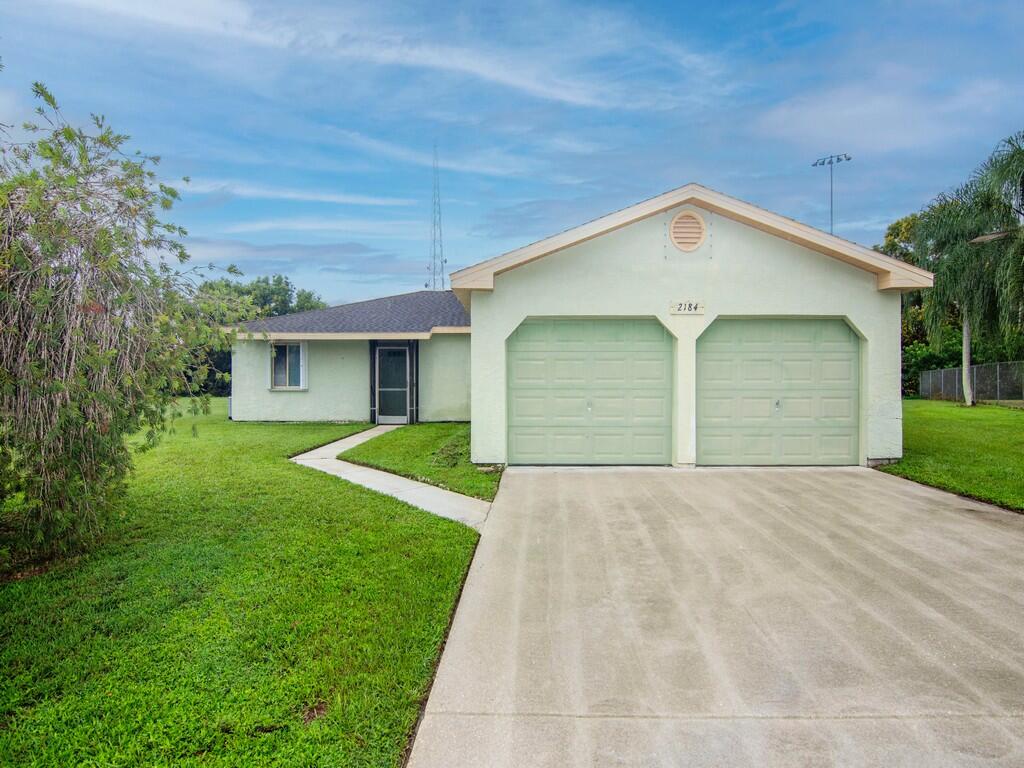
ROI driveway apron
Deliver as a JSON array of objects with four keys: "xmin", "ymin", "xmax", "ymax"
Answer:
[{"xmin": 408, "ymin": 466, "xmax": 1024, "ymax": 767}]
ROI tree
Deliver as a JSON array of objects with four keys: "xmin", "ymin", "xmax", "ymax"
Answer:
[
  {"xmin": 914, "ymin": 180, "xmax": 1009, "ymax": 405},
  {"xmin": 0, "ymin": 84, "xmax": 249, "ymax": 557},
  {"xmin": 875, "ymin": 214, "xmax": 924, "ymax": 316},
  {"xmin": 875, "ymin": 214, "xmax": 920, "ymax": 263},
  {"xmin": 200, "ymin": 274, "xmax": 326, "ymax": 316},
  {"xmin": 975, "ymin": 130, "xmax": 1024, "ymax": 332},
  {"xmin": 295, "ymin": 288, "xmax": 326, "ymax": 313}
]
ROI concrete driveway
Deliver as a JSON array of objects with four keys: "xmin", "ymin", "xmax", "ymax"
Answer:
[{"xmin": 408, "ymin": 467, "xmax": 1024, "ymax": 767}]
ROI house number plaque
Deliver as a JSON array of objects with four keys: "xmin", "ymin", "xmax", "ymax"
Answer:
[{"xmin": 670, "ymin": 300, "xmax": 705, "ymax": 315}]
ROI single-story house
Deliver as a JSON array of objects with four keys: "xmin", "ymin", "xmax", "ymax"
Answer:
[{"xmin": 231, "ymin": 183, "xmax": 933, "ymax": 467}]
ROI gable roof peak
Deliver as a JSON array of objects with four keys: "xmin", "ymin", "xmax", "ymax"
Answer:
[{"xmin": 450, "ymin": 183, "xmax": 932, "ymax": 302}]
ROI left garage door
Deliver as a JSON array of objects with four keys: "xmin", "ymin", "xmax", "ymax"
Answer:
[{"xmin": 506, "ymin": 318, "xmax": 673, "ymax": 465}]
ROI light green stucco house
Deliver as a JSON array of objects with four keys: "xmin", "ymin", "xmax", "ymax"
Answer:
[{"xmin": 232, "ymin": 183, "xmax": 932, "ymax": 467}]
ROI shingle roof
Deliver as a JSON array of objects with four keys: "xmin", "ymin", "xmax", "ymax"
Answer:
[{"xmin": 240, "ymin": 289, "xmax": 469, "ymax": 334}]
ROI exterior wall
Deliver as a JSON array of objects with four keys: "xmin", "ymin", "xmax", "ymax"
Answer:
[
  {"xmin": 418, "ymin": 334, "xmax": 471, "ymax": 421},
  {"xmin": 469, "ymin": 205, "xmax": 903, "ymax": 465},
  {"xmin": 231, "ymin": 339, "xmax": 370, "ymax": 421}
]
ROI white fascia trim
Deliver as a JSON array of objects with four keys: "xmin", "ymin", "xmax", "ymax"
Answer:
[{"xmin": 450, "ymin": 183, "xmax": 934, "ymax": 294}]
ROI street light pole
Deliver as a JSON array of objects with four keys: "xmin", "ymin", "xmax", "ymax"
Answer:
[
  {"xmin": 829, "ymin": 160, "xmax": 834, "ymax": 234},
  {"xmin": 812, "ymin": 153, "xmax": 852, "ymax": 234}
]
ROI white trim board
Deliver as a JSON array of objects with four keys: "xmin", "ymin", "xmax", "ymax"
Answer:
[{"xmin": 450, "ymin": 183, "xmax": 933, "ymax": 303}]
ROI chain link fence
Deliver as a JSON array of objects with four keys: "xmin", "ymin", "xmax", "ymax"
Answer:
[{"xmin": 919, "ymin": 361, "xmax": 1024, "ymax": 406}]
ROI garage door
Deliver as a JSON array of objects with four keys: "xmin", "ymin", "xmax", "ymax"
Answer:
[
  {"xmin": 697, "ymin": 319, "xmax": 859, "ymax": 465},
  {"xmin": 507, "ymin": 318, "xmax": 673, "ymax": 464}
]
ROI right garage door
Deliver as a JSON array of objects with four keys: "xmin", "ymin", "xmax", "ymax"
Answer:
[{"xmin": 697, "ymin": 318, "xmax": 860, "ymax": 465}]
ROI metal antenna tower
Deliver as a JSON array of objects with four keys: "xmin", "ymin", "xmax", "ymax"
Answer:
[
  {"xmin": 426, "ymin": 143, "xmax": 446, "ymax": 290},
  {"xmin": 811, "ymin": 153, "xmax": 852, "ymax": 234}
]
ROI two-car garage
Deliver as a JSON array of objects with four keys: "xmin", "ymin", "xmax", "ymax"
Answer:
[
  {"xmin": 455, "ymin": 186, "xmax": 930, "ymax": 467},
  {"xmin": 505, "ymin": 316, "xmax": 860, "ymax": 466}
]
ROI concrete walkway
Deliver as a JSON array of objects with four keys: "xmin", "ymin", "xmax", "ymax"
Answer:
[
  {"xmin": 409, "ymin": 466, "xmax": 1024, "ymax": 767},
  {"xmin": 291, "ymin": 425, "xmax": 490, "ymax": 530}
]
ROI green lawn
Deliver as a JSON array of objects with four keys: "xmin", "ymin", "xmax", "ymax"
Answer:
[
  {"xmin": 0, "ymin": 400, "xmax": 478, "ymax": 767},
  {"xmin": 340, "ymin": 423, "xmax": 502, "ymax": 501},
  {"xmin": 882, "ymin": 400, "xmax": 1024, "ymax": 511}
]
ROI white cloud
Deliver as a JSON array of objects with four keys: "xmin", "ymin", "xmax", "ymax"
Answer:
[
  {"xmin": 185, "ymin": 178, "xmax": 413, "ymax": 206},
  {"xmin": 183, "ymin": 237, "xmax": 428, "ymax": 290},
  {"xmin": 754, "ymin": 75, "xmax": 1008, "ymax": 154},
  {"xmin": 329, "ymin": 129, "xmax": 534, "ymax": 177},
  {"xmin": 43, "ymin": 0, "xmax": 725, "ymax": 110},
  {"xmin": 222, "ymin": 215, "xmax": 423, "ymax": 237},
  {"xmin": 55, "ymin": 0, "xmax": 278, "ymax": 44}
]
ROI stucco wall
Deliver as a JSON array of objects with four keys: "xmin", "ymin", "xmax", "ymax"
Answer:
[
  {"xmin": 468, "ymin": 205, "xmax": 903, "ymax": 465},
  {"xmin": 418, "ymin": 334, "xmax": 471, "ymax": 421},
  {"xmin": 230, "ymin": 339, "xmax": 370, "ymax": 421}
]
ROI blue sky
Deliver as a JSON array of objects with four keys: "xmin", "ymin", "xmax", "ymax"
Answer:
[{"xmin": 2, "ymin": 0, "xmax": 1022, "ymax": 304}]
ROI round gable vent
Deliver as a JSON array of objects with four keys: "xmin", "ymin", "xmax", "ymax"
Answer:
[{"xmin": 669, "ymin": 211, "xmax": 706, "ymax": 252}]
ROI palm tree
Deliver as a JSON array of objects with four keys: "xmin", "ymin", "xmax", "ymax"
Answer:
[
  {"xmin": 914, "ymin": 181, "xmax": 1005, "ymax": 404},
  {"xmin": 975, "ymin": 130, "xmax": 1024, "ymax": 331}
]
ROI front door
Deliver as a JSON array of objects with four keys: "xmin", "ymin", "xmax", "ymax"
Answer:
[{"xmin": 377, "ymin": 347, "xmax": 409, "ymax": 424}]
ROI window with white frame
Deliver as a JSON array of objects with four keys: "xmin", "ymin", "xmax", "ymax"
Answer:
[{"xmin": 270, "ymin": 342, "xmax": 305, "ymax": 389}]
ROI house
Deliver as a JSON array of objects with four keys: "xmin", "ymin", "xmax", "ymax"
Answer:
[{"xmin": 231, "ymin": 183, "xmax": 933, "ymax": 467}]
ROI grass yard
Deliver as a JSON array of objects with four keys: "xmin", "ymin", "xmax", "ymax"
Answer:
[
  {"xmin": 882, "ymin": 399, "xmax": 1024, "ymax": 511},
  {"xmin": 340, "ymin": 423, "xmax": 502, "ymax": 501},
  {"xmin": 0, "ymin": 400, "xmax": 478, "ymax": 767}
]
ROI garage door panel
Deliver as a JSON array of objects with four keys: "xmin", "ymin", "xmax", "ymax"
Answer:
[
  {"xmin": 778, "ymin": 321, "xmax": 817, "ymax": 345},
  {"xmin": 821, "ymin": 357, "xmax": 857, "ymax": 384},
  {"xmin": 779, "ymin": 391, "xmax": 858, "ymax": 425},
  {"xmin": 551, "ymin": 395, "xmax": 588, "ymax": 424},
  {"xmin": 820, "ymin": 395, "xmax": 856, "ymax": 421},
  {"xmin": 820, "ymin": 321, "xmax": 858, "ymax": 345},
  {"xmin": 508, "ymin": 318, "xmax": 673, "ymax": 464},
  {"xmin": 632, "ymin": 394, "xmax": 671, "ymax": 421},
  {"xmin": 552, "ymin": 320, "xmax": 588, "ymax": 345},
  {"xmin": 697, "ymin": 319, "xmax": 859, "ymax": 465},
  {"xmin": 507, "ymin": 430, "xmax": 550, "ymax": 463},
  {"xmin": 819, "ymin": 432, "xmax": 858, "ymax": 461},
  {"xmin": 740, "ymin": 396, "xmax": 774, "ymax": 421},
  {"xmin": 698, "ymin": 357, "xmax": 736, "ymax": 386},
  {"xmin": 591, "ymin": 394, "xmax": 628, "ymax": 425},
  {"xmin": 781, "ymin": 396, "xmax": 813, "ymax": 420},
  {"xmin": 552, "ymin": 356, "xmax": 587, "ymax": 386},
  {"xmin": 781, "ymin": 358, "xmax": 814, "ymax": 384},
  {"xmin": 735, "ymin": 321, "xmax": 773, "ymax": 345},
  {"xmin": 632, "ymin": 355, "xmax": 673, "ymax": 386},
  {"xmin": 508, "ymin": 356, "xmax": 547, "ymax": 387},
  {"xmin": 742, "ymin": 358, "xmax": 775, "ymax": 384},
  {"xmin": 593, "ymin": 354, "xmax": 628, "ymax": 385},
  {"xmin": 739, "ymin": 432, "xmax": 774, "ymax": 462},
  {"xmin": 699, "ymin": 396, "xmax": 735, "ymax": 423},
  {"xmin": 779, "ymin": 433, "xmax": 815, "ymax": 462},
  {"xmin": 630, "ymin": 431, "xmax": 673, "ymax": 461},
  {"xmin": 697, "ymin": 432, "xmax": 733, "ymax": 461},
  {"xmin": 508, "ymin": 393, "xmax": 548, "ymax": 425}
]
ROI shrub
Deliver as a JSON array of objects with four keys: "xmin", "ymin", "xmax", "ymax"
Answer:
[{"xmin": 0, "ymin": 84, "xmax": 248, "ymax": 557}]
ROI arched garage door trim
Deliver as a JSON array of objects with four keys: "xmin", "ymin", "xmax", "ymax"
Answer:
[
  {"xmin": 506, "ymin": 317, "xmax": 674, "ymax": 465},
  {"xmin": 696, "ymin": 317, "xmax": 861, "ymax": 466}
]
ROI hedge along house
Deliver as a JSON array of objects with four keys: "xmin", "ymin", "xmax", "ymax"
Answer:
[
  {"xmin": 231, "ymin": 290, "xmax": 471, "ymax": 424},
  {"xmin": 231, "ymin": 183, "xmax": 932, "ymax": 467}
]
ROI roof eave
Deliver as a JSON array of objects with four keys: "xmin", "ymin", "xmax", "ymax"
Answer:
[
  {"xmin": 232, "ymin": 325, "xmax": 471, "ymax": 341},
  {"xmin": 450, "ymin": 183, "xmax": 935, "ymax": 294}
]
